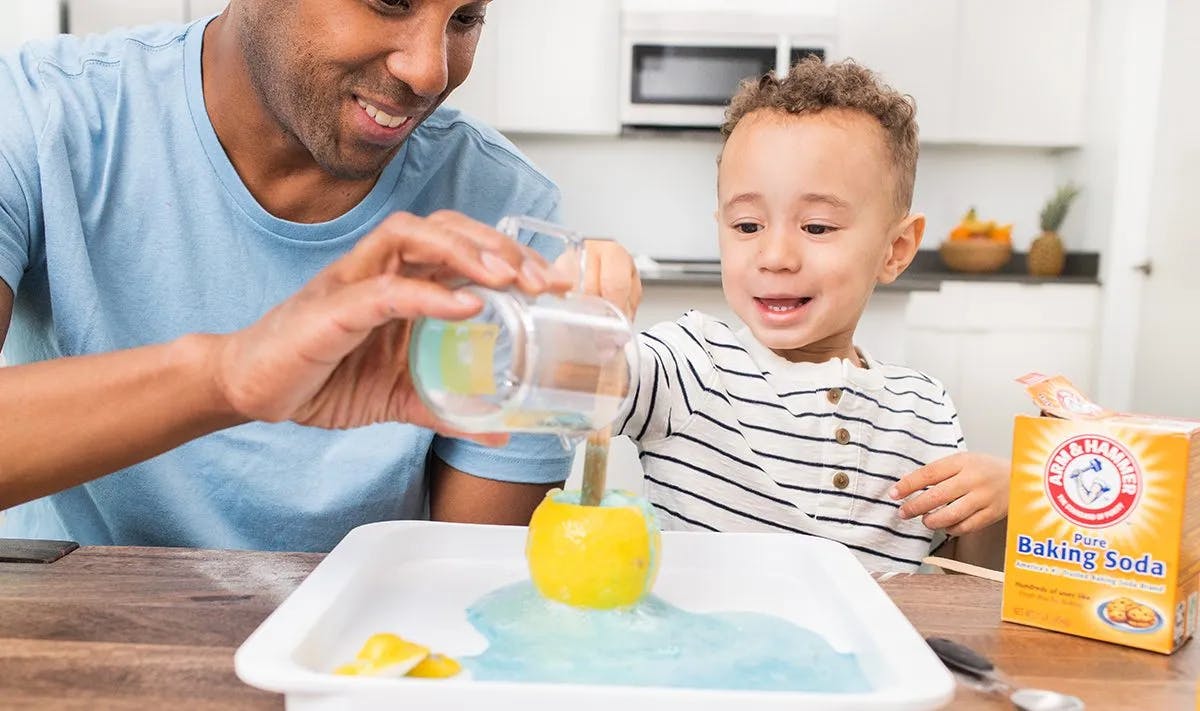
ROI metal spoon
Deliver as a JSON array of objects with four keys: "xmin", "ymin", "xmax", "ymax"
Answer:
[{"xmin": 926, "ymin": 637, "xmax": 1085, "ymax": 711}]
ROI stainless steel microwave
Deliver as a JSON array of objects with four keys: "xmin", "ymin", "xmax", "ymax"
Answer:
[{"xmin": 619, "ymin": 0, "xmax": 838, "ymax": 130}]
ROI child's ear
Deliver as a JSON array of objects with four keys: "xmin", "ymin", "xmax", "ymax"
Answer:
[{"xmin": 878, "ymin": 213, "xmax": 925, "ymax": 285}]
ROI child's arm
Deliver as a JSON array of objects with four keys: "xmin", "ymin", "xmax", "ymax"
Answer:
[
  {"xmin": 613, "ymin": 315, "xmax": 713, "ymax": 446},
  {"xmin": 614, "ymin": 334, "xmax": 679, "ymax": 445},
  {"xmin": 886, "ymin": 381, "xmax": 1010, "ymax": 569}
]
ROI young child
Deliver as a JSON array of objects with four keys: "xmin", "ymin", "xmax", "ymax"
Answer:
[{"xmin": 615, "ymin": 59, "xmax": 1008, "ymax": 572}]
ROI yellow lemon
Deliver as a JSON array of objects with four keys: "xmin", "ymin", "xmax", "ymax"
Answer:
[
  {"xmin": 407, "ymin": 653, "xmax": 463, "ymax": 678},
  {"xmin": 526, "ymin": 489, "xmax": 661, "ymax": 609},
  {"xmin": 333, "ymin": 660, "xmax": 372, "ymax": 676},
  {"xmin": 334, "ymin": 633, "xmax": 429, "ymax": 676}
]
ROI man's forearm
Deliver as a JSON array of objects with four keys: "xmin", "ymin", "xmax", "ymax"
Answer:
[{"xmin": 0, "ymin": 334, "xmax": 246, "ymax": 509}]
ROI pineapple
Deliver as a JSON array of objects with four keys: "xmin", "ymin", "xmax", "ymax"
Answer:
[{"xmin": 1028, "ymin": 184, "xmax": 1080, "ymax": 277}]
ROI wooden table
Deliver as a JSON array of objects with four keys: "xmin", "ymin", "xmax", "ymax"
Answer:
[{"xmin": 0, "ymin": 547, "xmax": 1195, "ymax": 710}]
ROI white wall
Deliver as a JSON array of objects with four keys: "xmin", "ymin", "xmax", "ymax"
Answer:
[
  {"xmin": 513, "ymin": 133, "xmax": 724, "ymax": 260},
  {"xmin": 1131, "ymin": 0, "xmax": 1200, "ymax": 419}
]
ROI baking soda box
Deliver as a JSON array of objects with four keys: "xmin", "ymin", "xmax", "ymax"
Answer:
[{"xmin": 1002, "ymin": 374, "xmax": 1200, "ymax": 653}]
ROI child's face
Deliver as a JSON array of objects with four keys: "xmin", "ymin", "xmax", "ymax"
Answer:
[{"xmin": 716, "ymin": 108, "xmax": 923, "ymax": 363}]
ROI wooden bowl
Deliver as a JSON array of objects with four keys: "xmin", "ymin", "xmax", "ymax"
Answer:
[{"xmin": 939, "ymin": 239, "xmax": 1012, "ymax": 274}]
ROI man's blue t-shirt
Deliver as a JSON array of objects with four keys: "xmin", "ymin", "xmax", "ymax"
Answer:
[{"xmin": 0, "ymin": 19, "xmax": 572, "ymax": 550}]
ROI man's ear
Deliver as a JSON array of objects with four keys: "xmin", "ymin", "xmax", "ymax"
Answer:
[{"xmin": 878, "ymin": 213, "xmax": 925, "ymax": 285}]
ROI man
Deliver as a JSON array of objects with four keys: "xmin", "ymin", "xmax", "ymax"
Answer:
[{"xmin": 0, "ymin": 0, "xmax": 639, "ymax": 550}]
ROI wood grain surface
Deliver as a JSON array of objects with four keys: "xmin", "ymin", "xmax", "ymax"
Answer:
[{"xmin": 0, "ymin": 547, "xmax": 1195, "ymax": 709}]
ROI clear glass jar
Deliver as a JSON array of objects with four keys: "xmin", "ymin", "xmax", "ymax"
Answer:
[
  {"xmin": 410, "ymin": 287, "xmax": 637, "ymax": 435},
  {"xmin": 408, "ymin": 216, "xmax": 637, "ymax": 436}
]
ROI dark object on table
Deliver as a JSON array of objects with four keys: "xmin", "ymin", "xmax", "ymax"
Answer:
[{"xmin": 0, "ymin": 538, "xmax": 79, "ymax": 563}]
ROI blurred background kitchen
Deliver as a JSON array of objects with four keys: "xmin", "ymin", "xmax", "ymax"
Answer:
[{"xmin": 3, "ymin": 0, "xmax": 1196, "ymax": 491}]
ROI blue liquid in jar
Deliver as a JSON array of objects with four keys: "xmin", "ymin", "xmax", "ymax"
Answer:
[{"xmin": 462, "ymin": 582, "xmax": 870, "ymax": 693}]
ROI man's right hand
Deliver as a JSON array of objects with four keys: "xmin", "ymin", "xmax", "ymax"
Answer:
[{"xmin": 212, "ymin": 210, "xmax": 566, "ymax": 444}]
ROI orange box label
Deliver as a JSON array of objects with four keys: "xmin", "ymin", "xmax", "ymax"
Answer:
[{"xmin": 1002, "ymin": 374, "xmax": 1200, "ymax": 654}]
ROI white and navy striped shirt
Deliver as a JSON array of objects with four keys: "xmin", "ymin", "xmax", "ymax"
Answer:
[{"xmin": 616, "ymin": 311, "xmax": 966, "ymax": 572}]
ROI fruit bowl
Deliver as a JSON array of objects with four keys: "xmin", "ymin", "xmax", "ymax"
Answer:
[{"xmin": 939, "ymin": 238, "xmax": 1012, "ymax": 274}]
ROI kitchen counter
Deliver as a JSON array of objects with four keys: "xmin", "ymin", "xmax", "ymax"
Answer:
[
  {"xmin": 1, "ymin": 544, "xmax": 1194, "ymax": 709},
  {"xmin": 640, "ymin": 251, "xmax": 1101, "ymax": 291}
]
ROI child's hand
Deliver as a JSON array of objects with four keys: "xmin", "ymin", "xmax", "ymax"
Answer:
[
  {"xmin": 889, "ymin": 452, "xmax": 1010, "ymax": 536},
  {"xmin": 553, "ymin": 239, "xmax": 643, "ymax": 318}
]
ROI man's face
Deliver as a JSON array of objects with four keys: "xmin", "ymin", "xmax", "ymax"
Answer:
[{"xmin": 238, "ymin": 0, "xmax": 489, "ymax": 180}]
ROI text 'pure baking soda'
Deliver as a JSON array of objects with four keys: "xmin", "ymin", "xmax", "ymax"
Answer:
[{"xmin": 1002, "ymin": 374, "xmax": 1200, "ymax": 653}]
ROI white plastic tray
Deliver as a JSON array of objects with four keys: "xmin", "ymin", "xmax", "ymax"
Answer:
[{"xmin": 235, "ymin": 521, "xmax": 953, "ymax": 710}]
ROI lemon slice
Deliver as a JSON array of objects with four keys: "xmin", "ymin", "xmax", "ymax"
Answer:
[
  {"xmin": 407, "ymin": 653, "xmax": 463, "ymax": 678},
  {"xmin": 333, "ymin": 633, "xmax": 430, "ymax": 677}
]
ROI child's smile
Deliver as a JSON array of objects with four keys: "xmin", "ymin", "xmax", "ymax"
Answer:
[{"xmin": 753, "ymin": 295, "xmax": 815, "ymax": 326}]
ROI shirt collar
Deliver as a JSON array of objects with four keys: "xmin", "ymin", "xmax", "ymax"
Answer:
[{"xmin": 735, "ymin": 327, "xmax": 887, "ymax": 391}]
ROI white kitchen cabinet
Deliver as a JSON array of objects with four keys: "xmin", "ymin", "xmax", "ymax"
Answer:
[
  {"xmin": 67, "ymin": 0, "xmax": 184, "ymax": 35},
  {"xmin": 451, "ymin": 0, "xmax": 621, "ymax": 135},
  {"xmin": 904, "ymin": 282, "xmax": 1101, "ymax": 457},
  {"xmin": 954, "ymin": 0, "xmax": 1089, "ymax": 146},
  {"xmin": 836, "ymin": 0, "xmax": 958, "ymax": 143},
  {"xmin": 838, "ymin": 0, "xmax": 1090, "ymax": 147}
]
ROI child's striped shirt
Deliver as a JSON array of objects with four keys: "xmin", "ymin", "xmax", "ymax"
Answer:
[{"xmin": 616, "ymin": 311, "xmax": 966, "ymax": 572}]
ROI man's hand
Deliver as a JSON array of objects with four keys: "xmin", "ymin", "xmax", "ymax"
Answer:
[
  {"xmin": 214, "ymin": 210, "xmax": 562, "ymax": 442},
  {"xmin": 890, "ymin": 452, "xmax": 1010, "ymax": 536}
]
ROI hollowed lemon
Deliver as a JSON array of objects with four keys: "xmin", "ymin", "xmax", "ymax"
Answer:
[{"xmin": 526, "ymin": 489, "xmax": 661, "ymax": 609}]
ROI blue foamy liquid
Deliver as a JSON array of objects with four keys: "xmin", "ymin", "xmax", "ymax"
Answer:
[
  {"xmin": 551, "ymin": 488, "xmax": 654, "ymax": 510},
  {"xmin": 462, "ymin": 582, "xmax": 870, "ymax": 692}
]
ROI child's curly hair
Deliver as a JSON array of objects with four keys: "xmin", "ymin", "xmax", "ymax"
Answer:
[{"xmin": 721, "ymin": 57, "xmax": 919, "ymax": 214}]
